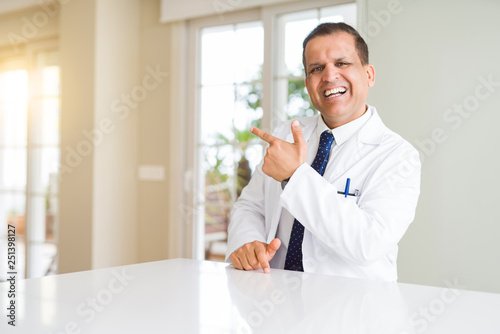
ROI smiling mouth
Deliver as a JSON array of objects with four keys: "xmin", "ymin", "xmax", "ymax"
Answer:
[{"xmin": 324, "ymin": 87, "xmax": 347, "ymax": 98}]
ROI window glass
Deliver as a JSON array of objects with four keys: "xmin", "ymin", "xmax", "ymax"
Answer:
[
  {"xmin": 27, "ymin": 51, "xmax": 60, "ymax": 278},
  {"xmin": 198, "ymin": 21, "xmax": 264, "ymax": 260},
  {"xmin": 0, "ymin": 50, "xmax": 60, "ymax": 279},
  {"xmin": 0, "ymin": 70, "xmax": 28, "ymax": 146},
  {"xmin": 0, "ymin": 148, "xmax": 27, "ymax": 190}
]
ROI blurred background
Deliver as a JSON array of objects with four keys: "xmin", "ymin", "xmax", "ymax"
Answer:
[{"xmin": 0, "ymin": 0, "xmax": 499, "ymax": 294}]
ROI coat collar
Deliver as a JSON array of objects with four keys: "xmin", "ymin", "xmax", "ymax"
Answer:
[
  {"xmin": 356, "ymin": 105, "xmax": 386, "ymax": 145},
  {"xmin": 285, "ymin": 105, "xmax": 387, "ymax": 146},
  {"xmin": 284, "ymin": 106, "xmax": 388, "ymax": 183}
]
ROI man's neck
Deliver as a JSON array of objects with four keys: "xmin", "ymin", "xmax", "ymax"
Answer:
[{"xmin": 321, "ymin": 104, "xmax": 368, "ymax": 129}]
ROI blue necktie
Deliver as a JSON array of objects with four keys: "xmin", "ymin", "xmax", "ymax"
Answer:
[{"xmin": 284, "ymin": 130, "xmax": 334, "ymax": 271}]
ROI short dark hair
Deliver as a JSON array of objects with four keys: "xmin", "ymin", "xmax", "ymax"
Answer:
[{"xmin": 302, "ymin": 22, "xmax": 369, "ymax": 75}]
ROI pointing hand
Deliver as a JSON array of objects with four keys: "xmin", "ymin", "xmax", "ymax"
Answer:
[
  {"xmin": 230, "ymin": 238, "xmax": 282, "ymax": 273},
  {"xmin": 250, "ymin": 120, "xmax": 308, "ymax": 182}
]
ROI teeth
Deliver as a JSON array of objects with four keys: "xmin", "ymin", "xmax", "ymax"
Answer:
[{"xmin": 324, "ymin": 87, "xmax": 346, "ymax": 97}]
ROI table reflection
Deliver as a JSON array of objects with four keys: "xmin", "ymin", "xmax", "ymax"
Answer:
[{"xmin": 226, "ymin": 266, "xmax": 415, "ymax": 334}]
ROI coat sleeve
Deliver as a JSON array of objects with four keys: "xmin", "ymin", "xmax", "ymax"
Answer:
[
  {"xmin": 225, "ymin": 161, "xmax": 268, "ymax": 262},
  {"xmin": 225, "ymin": 122, "xmax": 292, "ymax": 263},
  {"xmin": 280, "ymin": 140, "xmax": 421, "ymax": 266}
]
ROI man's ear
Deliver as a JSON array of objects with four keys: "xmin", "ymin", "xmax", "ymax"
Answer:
[
  {"xmin": 366, "ymin": 64, "xmax": 375, "ymax": 87},
  {"xmin": 304, "ymin": 77, "xmax": 310, "ymax": 93}
]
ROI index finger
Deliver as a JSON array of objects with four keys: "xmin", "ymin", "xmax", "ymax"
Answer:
[
  {"xmin": 255, "ymin": 246, "xmax": 271, "ymax": 274},
  {"xmin": 250, "ymin": 126, "xmax": 276, "ymax": 144}
]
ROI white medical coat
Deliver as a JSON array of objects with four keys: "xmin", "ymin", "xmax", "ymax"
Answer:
[{"xmin": 226, "ymin": 106, "xmax": 421, "ymax": 282}]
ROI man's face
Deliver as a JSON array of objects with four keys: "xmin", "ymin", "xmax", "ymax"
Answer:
[{"xmin": 304, "ymin": 32, "xmax": 375, "ymax": 128}]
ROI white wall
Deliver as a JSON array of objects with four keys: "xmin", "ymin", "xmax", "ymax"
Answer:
[
  {"xmin": 58, "ymin": 0, "xmax": 96, "ymax": 273},
  {"xmin": 92, "ymin": 0, "xmax": 141, "ymax": 269},
  {"xmin": 59, "ymin": 0, "xmax": 142, "ymax": 272},
  {"xmin": 137, "ymin": 0, "xmax": 173, "ymax": 262},
  {"xmin": 363, "ymin": 0, "xmax": 500, "ymax": 293}
]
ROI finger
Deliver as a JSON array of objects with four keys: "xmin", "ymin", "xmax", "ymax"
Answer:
[
  {"xmin": 255, "ymin": 246, "xmax": 271, "ymax": 274},
  {"xmin": 291, "ymin": 120, "xmax": 305, "ymax": 145},
  {"xmin": 239, "ymin": 253, "xmax": 255, "ymax": 271},
  {"xmin": 230, "ymin": 252, "xmax": 244, "ymax": 270},
  {"xmin": 244, "ymin": 247, "xmax": 263, "ymax": 270},
  {"xmin": 234, "ymin": 246, "xmax": 255, "ymax": 271},
  {"xmin": 260, "ymin": 238, "xmax": 281, "ymax": 274},
  {"xmin": 250, "ymin": 126, "xmax": 277, "ymax": 144},
  {"xmin": 266, "ymin": 238, "xmax": 281, "ymax": 259}
]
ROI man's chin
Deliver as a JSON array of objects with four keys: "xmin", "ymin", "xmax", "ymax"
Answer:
[
  {"xmin": 319, "ymin": 107, "xmax": 347, "ymax": 119},
  {"xmin": 319, "ymin": 106, "xmax": 364, "ymax": 128}
]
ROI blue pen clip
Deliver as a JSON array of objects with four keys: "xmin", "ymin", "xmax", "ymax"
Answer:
[{"xmin": 344, "ymin": 178, "xmax": 350, "ymax": 198}]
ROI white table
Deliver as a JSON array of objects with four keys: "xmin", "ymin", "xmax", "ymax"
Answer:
[{"xmin": 1, "ymin": 258, "xmax": 499, "ymax": 333}]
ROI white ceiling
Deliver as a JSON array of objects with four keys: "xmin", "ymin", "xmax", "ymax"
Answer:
[{"xmin": 0, "ymin": 0, "xmax": 40, "ymax": 15}]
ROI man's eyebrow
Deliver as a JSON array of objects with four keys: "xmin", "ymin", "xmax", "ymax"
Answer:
[
  {"xmin": 307, "ymin": 57, "xmax": 353, "ymax": 69},
  {"xmin": 307, "ymin": 62, "xmax": 323, "ymax": 69},
  {"xmin": 333, "ymin": 56, "xmax": 351, "ymax": 62}
]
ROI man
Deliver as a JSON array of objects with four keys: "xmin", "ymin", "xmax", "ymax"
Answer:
[{"xmin": 226, "ymin": 22, "xmax": 421, "ymax": 282}]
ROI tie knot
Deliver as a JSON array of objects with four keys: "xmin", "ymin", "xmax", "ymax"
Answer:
[{"xmin": 320, "ymin": 131, "xmax": 334, "ymax": 148}]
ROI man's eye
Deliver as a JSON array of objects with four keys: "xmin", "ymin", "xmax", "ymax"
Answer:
[
  {"xmin": 336, "ymin": 62, "xmax": 349, "ymax": 67},
  {"xmin": 310, "ymin": 66, "xmax": 323, "ymax": 74}
]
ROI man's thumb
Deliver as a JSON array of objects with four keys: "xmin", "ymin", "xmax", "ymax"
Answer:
[
  {"xmin": 291, "ymin": 120, "xmax": 305, "ymax": 144},
  {"xmin": 266, "ymin": 238, "xmax": 281, "ymax": 258}
]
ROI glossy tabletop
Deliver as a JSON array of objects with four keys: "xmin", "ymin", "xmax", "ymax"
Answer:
[{"xmin": 1, "ymin": 258, "xmax": 500, "ymax": 333}]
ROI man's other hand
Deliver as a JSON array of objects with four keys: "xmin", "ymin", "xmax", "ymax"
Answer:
[
  {"xmin": 250, "ymin": 120, "xmax": 307, "ymax": 182},
  {"xmin": 230, "ymin": 238, "xmax": 281, "ymax": 274}
]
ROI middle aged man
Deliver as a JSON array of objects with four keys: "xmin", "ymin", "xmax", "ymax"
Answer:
[{"xmin": 226, "ymin": 22, "xmax": 421, "ymax": 282}]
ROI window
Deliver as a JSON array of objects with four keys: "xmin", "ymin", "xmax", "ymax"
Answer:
[
  {"xmin": 189, "ymin": 1, "xmax": 356, "ymax": 260},
  {"xmin": 0, "ymin": 47, "xmax": 60, "ymax": 280},
  {"xmin": 196, "ymin": 21, "xmax": 265, "ymax": 261}
]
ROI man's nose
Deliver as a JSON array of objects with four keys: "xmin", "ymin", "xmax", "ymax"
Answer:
[{"xmin": 321, "ymin": 63, "xmax": 339, "ymax": 82}]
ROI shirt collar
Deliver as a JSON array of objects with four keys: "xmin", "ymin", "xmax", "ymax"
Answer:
[{"xmin": 315, "ymin": 105, "xmax": 372, "ymax": 146}]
